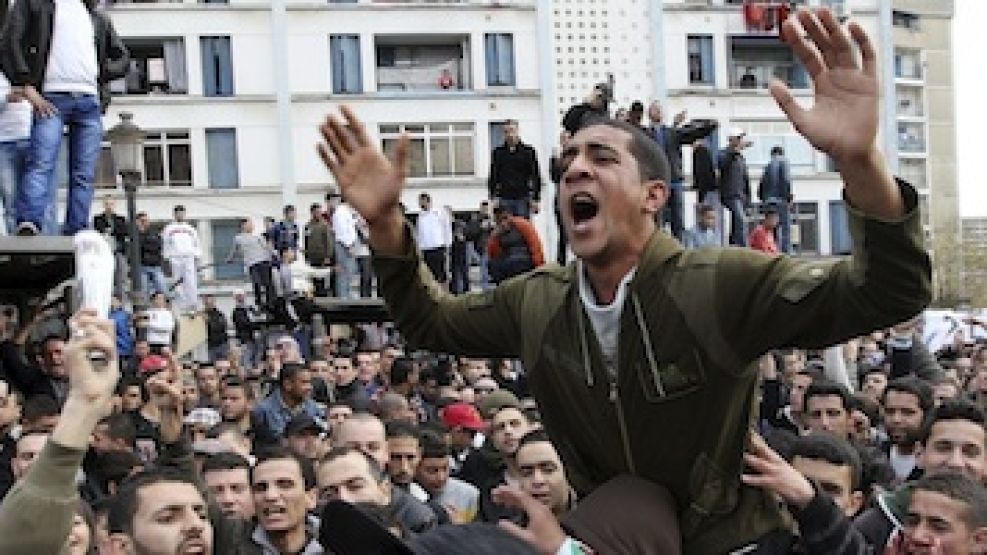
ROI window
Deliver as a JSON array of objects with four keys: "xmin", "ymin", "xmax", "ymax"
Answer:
[
  {"xmin": 201, "ymin": 36, "xmax": 234, "ymax": 97},
  {"xmin": 829, "ymin": 201, "xmax": 851, "ymax": 255},
  {"xmin": 379, "ymin": 123, "xmax": 474, "ymax": 178},
  {"xmin": 375, "ymin": 36, "xmax": 470, "ymax": 92},
  {"xmin": 897, "ymin": 122, "xmax": 925, "ymax": 153},
  {"xmin": 205, "ymin": 129, "xmax": 239, "ymax": 189},
  {"xmin": 489, "ymin": 121, "xmax": 506, "ymax": 150},
  {"xmin": 892, "ymin": 10, "xmax": 920, "ymax": 30},
  {"xmin": 330, "ymin": 35, "xmax": 362, "ymax": 94},
  {"xmin": 792, "ymin": 202, "xmax": 819, "ymax": 255},
  {"xmin": 729, "ymin": 36, "xmax": 808, "ymax": 89},
  {"xmin": 211, "ymin": 220, "xmax": 244, "ymax": 280},
  {"xmin": 894, "ymin": 48, "xmax": 922, "ymax": 80},
  {"xmin": 112, "ymin": 38, "xmax": 187, "ymax": 95},
  {"xmin": 142, "ymin": 131, "xmax": 192, "ymax": 187},
  {"xmin": 484, "ymin": 33, "xmax": 516, "ymax": 87},
  {"xmin": 686, "ymin": 35, "xmax": 714, "ymax": 85}
]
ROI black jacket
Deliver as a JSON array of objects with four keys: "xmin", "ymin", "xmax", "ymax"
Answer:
[
  {"xmin": 93, "ymin": 212, "xmax": 128, "ymax": 254},
  {"xmin": 647, "ymin": 119, "xmax": 718, "ymax": 182},
  {"xmin": 487, "ymin": 142, "xmax": 542, "ymax": 201},
  {"xmin": 232, "ymin": 306, "xmax": 255, "ymax": 344},
  {"xmin": 0, "ymin": 0, "xmax": 130, "ymax": 112},
  {"xmin": 692, "ymin": 142, "xmax": 718, "ymax": 195},
  {"xmin": 718, "ymin": 148, "xmax": 751, "ymax": 201},
  {"xmin": 204, "ymin": 308, "xmax": 228, "ymax": 348},
  {"xmin": 138, "ymin": 229, "xmax": 163, "ymax": 267}
]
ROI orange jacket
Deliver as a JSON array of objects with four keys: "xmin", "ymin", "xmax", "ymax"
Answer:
[{"xmin": 487, "ymin": 216, "xmax": 545, "ymax": 266}]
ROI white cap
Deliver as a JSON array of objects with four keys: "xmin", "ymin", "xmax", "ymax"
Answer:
[{"xmin": 727, "ymin": 127, "xmax": 746, "ymax": 139}]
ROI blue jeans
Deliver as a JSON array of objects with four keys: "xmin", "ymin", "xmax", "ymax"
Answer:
[
  {"xmin": 662, "ymin": 180, "xmax": 685, "ymax": 240},
  {"xmin": 18, "ymin": 93, "xmax": 103, "ymax": 235},
  {"xmin": 141, "ymin": 265, "xmax": 168, "ymax": 300},
  {"xmin": 0, "ymin": 139, "xmax": 29, "ymax": 235},
  {"xmin": 724, "ymin": 196, "xmax": 747, "ymax": 247},
  {"xmin": 334, "ymin": 242, "xmax": 357, "ymax": 298},
  {"xmin": 497, "ymin": 198, "xmax": 530, "ymax": 219},
  {"xmin": 763, "ymin": 197, "xmax": 792, "ymax": 254}
]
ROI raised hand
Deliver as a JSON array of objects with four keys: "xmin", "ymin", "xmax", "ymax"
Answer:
[
  {"xmin": 63, "ymin": 310, "xmax": 119, "ymax": 406},
  {"xmin": 740, "ymin": 432, "xmax": 815, "ymax": 509},
  {"xmin": 771, "ymin": 8, "xmax": 878, "ymax": 164},
  {"xmin": 492, "ymin": 485, "xmax": 568, "ymax": 555},
  {"xmin": 317, "ymin": 106, "xmax": 408, "ymax": 229}
]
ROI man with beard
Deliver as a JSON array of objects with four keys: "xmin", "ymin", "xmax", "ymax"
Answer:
[
  {"xmin": 314, "ymin": 8, "xmax": 932, "ymax": 551},
  {"xmin": 882, "ymin": 376, "xmax": 934, "ymax": 483},
  {"xmin": 202, "ymin": 452, "xmax": 255, "ymax": 521}
]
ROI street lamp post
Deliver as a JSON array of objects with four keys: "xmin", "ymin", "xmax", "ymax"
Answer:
[{"xmin": 106, "ymin": 112, "xmax": 145, "ymax": 317}]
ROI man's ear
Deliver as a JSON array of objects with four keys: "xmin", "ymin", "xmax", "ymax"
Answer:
[
  {"xmin": 848, "ymin": 490, "xmax": 865, "ymax": 518},
  {"xmin": 643, "ymin": 179, "xmax": 669, "ymax": 215}
]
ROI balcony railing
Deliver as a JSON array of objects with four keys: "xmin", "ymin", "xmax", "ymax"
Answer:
[{"xmin": 898, "ymin": 135, "xmax": 926, "ymax": 153}]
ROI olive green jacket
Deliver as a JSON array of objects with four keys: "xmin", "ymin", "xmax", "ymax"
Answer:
[{"xmin": 374, "ymin": 182, "xmax": 931, "ymax": 554}]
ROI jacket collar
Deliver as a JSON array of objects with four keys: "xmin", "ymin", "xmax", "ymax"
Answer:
[{"xmin": 631, "ymin": 229, "xmax": 683, "ymax": 286}]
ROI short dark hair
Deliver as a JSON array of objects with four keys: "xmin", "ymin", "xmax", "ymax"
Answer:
[
  {"xmin": 201, "ymin": 452, "xmax": 251, "ymax": 475},
  {"xmin": 804, "ymin": 380, "xmax": 852, "ymax": 413},
  {"xmin": 384, "ymin": 420, "xmax": 419, "ymax": 442},
  {"xmin": 697, "ymin": 204, "xmax": 716, "ymax": 215},
  {"xmin": 253, "ymin": 446, "xmax": 317, "ymax": 491},
  {"xmin": 419, "ymin": 430, "xmax": 449, "ymax": 460},
  {"xmin": 221, "ymin": 376, "xmax": 255, "ymax": 400},
  {"xmin": 284, "ymin": 204, "xmax": 295, "ymax": 213},
  {"xmin": 848, "ymin": 394, "xmax": 882, "ymax": 427},
  {"xmin": 99, "ymin": 413, "xmax": 137, "ymax": 449},
  {"xmin": 910, "ymin": 471, "xmax": 987, "ymax": 528},
  {"xmin": 390, "ymin": 357, "xmax": 415, "ymax": 386},
  {"xmin": 320, "ymin": 446, "xmax": 386, "ymax": 483},
  {"xmin": 518, "ymin": 429, "xmax": 552, "ymax": 450},
  {"xmin": 771, "ymin": 146, "xmax": 785, "ymax": 156},
  {"xmin": 790, "ymin": 434, "xmax": 863, "ymax": 491},
  {"xmin": 279, "ymin": 362, "xmax": 307, "ymax": 387},
  {"xmin": 883, "ymin": 376, "xmax": 934, "ymax": 414},
  {"xmin": 108, "ymin": 468, "xmax": 206, "ymax": 534},
  {"xmin": 576, "ymin": 115, "xmax": 671, "ymax": 183},
  {"xmin": 920, "ymin": 399, "xmax": 986, "ymax": 445},
  {"xmin": 22, "ymin": 394, "xmax": 59, "ymax": 424}
]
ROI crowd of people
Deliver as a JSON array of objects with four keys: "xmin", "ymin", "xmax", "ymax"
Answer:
[{"xmin": 0, "ymin": 6, "xmax": 985, "ymax": 555}]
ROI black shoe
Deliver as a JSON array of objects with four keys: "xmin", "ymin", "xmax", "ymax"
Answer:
[{"xmin": 16, "ymin": 222, "xmax": 39, "ymax": 236}]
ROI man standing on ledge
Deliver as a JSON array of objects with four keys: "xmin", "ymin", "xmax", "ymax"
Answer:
[{"xmin": 315, "ymin": 8, "xmax": 931, "ymax": 553}]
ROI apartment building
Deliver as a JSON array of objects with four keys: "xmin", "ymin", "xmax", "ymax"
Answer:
[{"xmin": 84, "ymin": 0, "xmax": 545, "ymax": 283}]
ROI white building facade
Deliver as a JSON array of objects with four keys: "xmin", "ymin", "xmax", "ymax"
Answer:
[{"xmin": 86, "ymin": 0, "xmax": 546, "ymax": 283}]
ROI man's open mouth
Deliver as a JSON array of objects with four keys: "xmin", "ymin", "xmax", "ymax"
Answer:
[{"xmin": 570, "ymin": 193, "xmax": 599, "ymax": 227}]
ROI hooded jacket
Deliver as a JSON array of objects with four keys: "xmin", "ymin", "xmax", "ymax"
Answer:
[{"xmin": 372, "ymin": 181, "xmax": 930, "ymax": 553}]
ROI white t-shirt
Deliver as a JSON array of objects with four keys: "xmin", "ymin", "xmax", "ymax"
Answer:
[
  {"xmin": 0, "ymin": 75, "xmax": 32, "ymax": 143},
  {"xmin": 162, "ymin": 221, "xmax": 201, "ymax": 258},
  {"xmin": 416, "ymin": 209, "xmax": 450, "ymax": 251},
  {"xmin": 43, "ymin": 0, "xmax": 99, "ymax": 96},
  {"xmin": 577, "ymin": 261, "xmax": 636, "ymax": 378},
  {"xmin": 145, "ymin": 308, "xmax": 175, "ymax": 346}
]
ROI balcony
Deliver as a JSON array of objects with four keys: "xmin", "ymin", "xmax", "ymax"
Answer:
[
  {"xmin": 896, "ymin": 91, "xmax": 924, "ymax": 119},
  {"xmin": 729, "ymin": 36, "xmax": 808, "ymax": 90},
  {"xmin": 898, "ymin": 122, "xmax": 926, "ymax": 154},
  {"xmin": 110, "ymin": 38, "xmax": 187, "ymax": 95},
  {"xmin": 375, "ymin": 35, "xmax": 471, "ymax": 92},
  {"xmin": 894, "ymin": 49, "xmax": 923, "ymax": 82}
]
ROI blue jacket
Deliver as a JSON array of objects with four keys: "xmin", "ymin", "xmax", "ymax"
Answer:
[
  {"xmin": 251, "ymin": 389, "xmax": 323, "ymax": 443},
  {"xmin": 109, "ymin": 308, "xmax": 134, "ymax": 358}
]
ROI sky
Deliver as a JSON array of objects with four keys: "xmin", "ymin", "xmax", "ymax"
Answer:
[{"xmin": 954, "ymin": 0, "xmax": 986, "ymax": 218}]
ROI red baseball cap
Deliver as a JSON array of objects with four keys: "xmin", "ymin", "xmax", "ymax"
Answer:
[
  {"xmin": 441, "ymin": 403, "xmax": 486, "ymax": 431},
  {"xmin": 139, "ymin": 355, "xmax": 168, "ymax": 375}
]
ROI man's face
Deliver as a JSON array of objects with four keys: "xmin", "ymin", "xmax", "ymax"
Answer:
[
  {"xmin": 934, "ymin": 383, "xmax": 960, "ymax": 407},
  {"xmin": 699, "ymin": 210, "xmax": 716, "ymax": 230},
  {"xmin": 884, "ymin": 391, "xmax": 925, "ymax": 446},
  {"xmin": 0, "ymin": 381, "xmax": 21, "ymax": 429},
  {"xmin": 242, "ymin": 219, "xmax": 254, "ymax": 234},
  {"xmin": 103, "ymin": 198, "xmax": 115, "ymax": 213},
  {"xmin": 792, "ymin": 456, "xmax": 862, "ymax": 517},
  {"xmin": 285, "ymin": 208, "xmax": 296, "ymax": 222},
  {"xmin": 135, "ymin": 341, "xmax": 151, "ymax": 359},
  {"xmin": 197, "ymin": 368, "xmax": 219, "ymax": 397},
  {"xmin": 490, "ymin": 408, "xmax": 529, "ymax": 456},
  {"xmin": 137, "ymin": 215, "xmax": 149, "ymax": 231},
  {"xmin": 42, "ymin": 338, "xmax": 67, "ymax": 379},
  {"xmin": 252, "ymin": 458, "xmax": 316, "ymax": 535},
  {"xmin": 286, "ymin": 430, "xmax": 323, "ymax": 461},
  {"xmin": 92, "ymin": 423, "xmax": 126, "ymax": 454},
  {"xmin": 204, "ymin": 468, "xmax": 255, "ymax": 520},
  {"xmin": 182, "ymin": 382, "xmax": 199, "ymax": 408},
  {"xmin": 517, "ymin": 441, "xmax": 570, "ymax": 514},
  {"xmin": 386, "ymin": 436, "xmax": 421, "ymax": 487},
  {"xmin": 790, "ymin": 374, "xmax": 813, "ymax": 414},
  {"xmin": 464, "ymin": 360, "xmax": 491, "ymax": 384},
  {"xmin": 955, "ymin": 358, "xmax": 974, "ymax": 380},
  {"xmin": 214, "ymin": 361, "xmax": 232, "ymax": 376},
  {"xmin": 419, "ymin": 196, "xmax": 431, "ymax": 211},
  {"xmin": 220, "ymin": 386, "xmax": 250, "ymax": 422},
  {"xmin": 416, "ymin": 456, "xmax": 450, "ymax": 493},
  {"xmin": 12, "ymin": 433, "xmax": 48, "ymax": 480},
  {"xmin": 284, "ymin": 370, "xmax": 313, "ymax": 402},
  {"xmin": 127, "ymin": 482, "xmax": 212, "ymax": 555},
  {"xmin": 327, "ymin": 405, "xmax": 354, "ymax": 431},
  {"xmin": 558, "ymin": 125, "xmax": 663, "ymax": 267},
  {"xmin": 356, "ymin": 352, "xmax": 379, "ymax": 384},
  {"xmin": 335, "ymin": 418, "xmax": 388, "ymax": 468},
  {"xmin": 308, "ymin": 360, "xmax": 331, "ymax": 382},
  {"xmin": 919, "ymin": 420, "xmax": 986, "ymax": 482},
  {"xmin": 504, "ymin": 122, "xmax": 519, "ymax": 145},
  {"xmin": 122, "ymin": 385, "xmax": 143, "ymax": 412},
  {"xmin": 805, "ymin": 395, "xmax": 851, "ymax": 438},
  {"xmin": 781, "ymin": 353, "xmax": 804, "ymax": 383},
  {"xmin": 317, "ymin": 452, "xmax": 389, "ymax": 506},
  {"xmin": 904, "ymin": 489, "xmax": 986, "ymax": 555},
  {"xmin": 647, "ymin": 102, "xmax": 662, "ymax": 124},
  {"xmin": 333, "ymin": 358, "xmax": 358, "ymax": 386},
  {"xmin": 763, "ymin": 213, "xmax": 779, "ymax": 230},
  {"xmin": 863, "ymin": 372, "xmax": 889, "ymax": 400}
]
